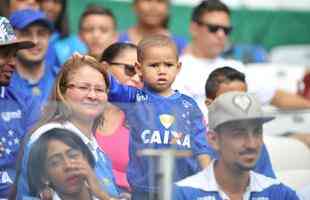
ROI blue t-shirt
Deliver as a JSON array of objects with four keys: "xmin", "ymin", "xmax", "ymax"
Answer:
[
  {"xmin": 174, "ymin": 161, "xmax": 299, "ymax": 200},
  {"xmin": 108, "ymin": 76, "xmax": 216, "ymax": 193},
  {"xmin": 54, "ymin": 34, "xmax": 88, "ymax": 65},
  {"xmin": 9, "ymin": 61, "xmax": 57, "ymax": 110},
  {"xmin": 118, "ymin": 31, "xmax": 187, "ymax": 55},
  {"xmin": 0, "ymin": 86, "xmax": 39, "ymax": 198},
  {"xmin": 16, "ymin": 122, "xmax": 119, "ymax": 199}
]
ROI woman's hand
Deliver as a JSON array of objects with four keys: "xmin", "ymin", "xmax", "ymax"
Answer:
[{"xmin": 69, "ymin": 159, "xmax": 113, "ymax": 200}]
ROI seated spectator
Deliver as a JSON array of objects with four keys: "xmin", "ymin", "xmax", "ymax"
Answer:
[
  {"xmin": 96, "ymin": 42, "xmax": 142, "ymax": 193},
  {"xmin": 206, "ymin": 66, "xmax": 310, "ymax": 149},
  {"xmin": 205, "ymin": 66, "xmax": 275, "ymax": 178},
  {"xmin": 174, "ymin": 0, "xmax": 310, "ymax": 117},
  {"xmin": 107, "ymin": 35, "xmax": 214, "ymax": 200},
  {"xmin": 9, "ymin": 9, "xmax": 57, "ymax": 109},
  {"xmin": 54, "ymin": 5, "xmax": 118, "ymax": 64},
  {"xmin": 28, "ymin": 128, "xmax": 117, "ymax": 200},
  {"xmin": 39, "ymin": 0, "xmax": 69, "ymax": 74},
  {"xmin": 174, "ymin": 92, "xmax": 300, "ymax": 200},
  {"xmin": 119, "ymin": 0, "xmax": 187, "ymax": 55},
  {"xmin": 15, "ymin": 55, "xmax": 119, "ymax": 199},
  {"xmin": 0, "ymin": 15, "xmax": 38, "ymax": 199}
]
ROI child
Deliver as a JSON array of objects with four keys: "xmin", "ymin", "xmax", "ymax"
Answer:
[{"xmin": 107, "ymin": 35, "xmax": 215, "ymax": 199}]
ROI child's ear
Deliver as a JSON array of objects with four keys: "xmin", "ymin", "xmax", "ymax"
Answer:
[
  {"xmin": 135, "ymin": 62, "xmax": 143, "ymax": 76},
  {"xmin": 207, "ymin": 130, "xmax": 219, "ymax": 150},
  {"xmin": 205, "ymin": 98, "xmax": 213, "ymax": 106},
  {"xmin": 100, "ymin": 61, "xmax": 109, "ymax": 72},
  {"xmin": 176, "ymin": 62, "xmax": 182, "ymax": 73}
]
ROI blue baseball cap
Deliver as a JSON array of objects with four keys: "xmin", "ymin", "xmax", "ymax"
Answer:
[{"xmin": 9, "ymin": 9, "xmax": 53, "ymax": 31}]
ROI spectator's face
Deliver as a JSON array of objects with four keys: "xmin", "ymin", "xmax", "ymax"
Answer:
[
  {"xmin": 134, "ymin": 0, "xmax": 169, "ymax": 28},
  {"xmin": 107, "ymin": 48, "xmax": 143, "ymax": 88},
  {"xmin": 45, "ymin": 139, "xmax": 87, "ymax": 195},
  {"xmin": 15, "ymin": 24, "xmax": 50, "ymax": 65},
  {"xmin": 216, "ymin": 80, "xmax": 247, "ymax": 97},
  {"xmin": 64, "ymin": 65, "xmax": 108, "ymax": 121},
  {"xmin": 191, "ymin": 11, "xmax": 231, "ymax": 58},
  {"xmin": 9, "ymin": 0, "xmax": 39, "ymax": 13},
  {"xmin": 0, "ymin": 46, "xmax": 17, "ymax": 86},
  {"xmin": 39, "ymin": 0, "xmax": 62, "ymax": 23},
  {"xmin": 79, "ymin": 14, "xmax": 117, "ymax": 59},
  {"xmin": 213, "ymin": 121, "xmax": 263, "ymax": 171},
  {"xmin": 137, "ymin": 45, "xmax": 181, "ymax": 96}
]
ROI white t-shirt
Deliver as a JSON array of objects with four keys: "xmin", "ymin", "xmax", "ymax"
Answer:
[{"xmin": 174, "ymin": 54, "xmax": 277, "ymax": 117}]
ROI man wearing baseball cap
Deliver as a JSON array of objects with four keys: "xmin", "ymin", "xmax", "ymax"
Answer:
[
  {"xmin": 0, "ymin": 16, "xmax": 39, "ymax": 198},
  {"xmin": 174, "ymin": 92, "xmax": 299, "ymax": 199},
  {"xmin": 9, "ymin": 9, "xmax": 56, "ymax": 109}
]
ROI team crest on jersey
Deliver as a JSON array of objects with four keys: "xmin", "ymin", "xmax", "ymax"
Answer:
[
  {"xmin": 197, "ymin": 196, "xmax": 216, "ymax": 200},
  {"xmin": 159, "ymin": 114, "xmax": 175, "ymax": 129},
  {"xmin": 1, "ymin": 110, "xmax": 21, "ymax": 122}
]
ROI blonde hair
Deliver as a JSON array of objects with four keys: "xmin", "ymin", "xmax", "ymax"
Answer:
[
  {"xmin": 36, "ymin": 55, "xmax": 109, "ymax": 132},
  {"xmin": 137, "ymin": 34, "xmax": 178, "ymax": 63}
]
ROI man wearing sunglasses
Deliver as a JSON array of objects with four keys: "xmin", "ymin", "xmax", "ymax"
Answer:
[{"xmin": 174, "ymin": 0, "xmax": 310, "ymax": 117}]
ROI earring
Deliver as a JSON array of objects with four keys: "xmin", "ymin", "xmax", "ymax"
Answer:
[{"xmin": 39, "ymin": 181, "xmax": 54, "ymax": 200}]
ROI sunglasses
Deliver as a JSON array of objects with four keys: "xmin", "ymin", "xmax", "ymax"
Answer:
[
  {"xmin": 197, "ymin": 21, "xmax": 232, "ymax": 36},
  {"xmin": 109, "ymin": 62, "xmax": 137, "ymax": 77}
]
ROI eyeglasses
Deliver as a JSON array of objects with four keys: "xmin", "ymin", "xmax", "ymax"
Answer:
[
  {"xmin": 109, "ymin": 62, "xmax": 137, "ymax": 77},
  {"xmin": 46, "ymin": 149, "xmax": 83, "ymax": 169},
  {"xmin": 196, "ymin": 21, "xmax": 232, "ymax": 36},
  {"xmin": 67, "ymin": 83, "xmax": 107, "ymax": 96}
]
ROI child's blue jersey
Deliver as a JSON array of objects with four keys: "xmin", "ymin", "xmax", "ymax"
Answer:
[
  {"xmin": 0, "ymin": 86, "xmax": 39, "ymax": 198},
  {"xmin": 174, "ymin": 161, "xmax": 300, "ymax": 200},
  {"xmin": 108, "ymin": 76, "xmax": 216, "ymax": 193}
]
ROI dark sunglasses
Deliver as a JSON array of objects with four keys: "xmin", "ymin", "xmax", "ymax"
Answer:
[
  {"xmin": 197, "ymin": 21, "xmax": 232, "ymax": 36},
  {"xmin": 109, "ymin": 62, "xmax": 137, "ymax": 77}
]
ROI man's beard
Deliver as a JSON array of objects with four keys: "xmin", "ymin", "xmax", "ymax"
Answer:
[{"xmin": 16, "ymin": 52, "xmax": 44, "ymax": 69}]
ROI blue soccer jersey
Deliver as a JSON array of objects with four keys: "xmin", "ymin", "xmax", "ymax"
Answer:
[
  {"xmin": 9, "ymin": 61, "xmax": 57, "ymax": 109},
  {"xmin": 108, "ymin": 76, "xmax": 216, "ymax": 193},
  {"xmin": 174, "ymin": 161, "xmax": 300, "ymax": 200},
  {"xmin": 0, "ymin": 86, "xmax": 39, "ymax": 198}
]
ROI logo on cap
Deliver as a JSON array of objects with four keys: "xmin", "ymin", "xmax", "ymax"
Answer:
[
  {"xmin": 0, "ymin": 17, "xmax": 16, "ymax": 45},
  {"xmin": 233, "ymin": 94, "xmax": 252, "ymax": 113}
]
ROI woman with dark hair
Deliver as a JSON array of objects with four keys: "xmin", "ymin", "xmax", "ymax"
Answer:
[
  {"xmin": 118, "ymin": 0, "xmax": 187, "ymax": 55},
  {"xmin": 28, "ymin": 128, "xmax": 114, "ymax": 200},
  {"xmin": 95, "ymin": 42, "xmax": 141, "ymax": 194},
  {"xmin": 15, "ymin": 55, "xmax": 119, "ymax": 199},
  {"xmin": 39, "ymin": 0, "xmax": 69, "ymax": 41}
]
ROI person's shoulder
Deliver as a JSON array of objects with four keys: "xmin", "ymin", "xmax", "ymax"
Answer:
[
  {"xmin": 176, "ymin": 169, "xmax": 209, "ymax": 189},
  {"xmin": 177, "ymin": 92, "xmax": 201, "ymax": 108},
  {"xmin": 118, "ymin": 31, "xmax": 130, "ymax": 43},
  {"xmin": 251, "ymin": 171, "xmax": 299, "ymax": 199},
  {"xmin": 214, "ymin": 57, "xmax": 245, "ymax": 72}
]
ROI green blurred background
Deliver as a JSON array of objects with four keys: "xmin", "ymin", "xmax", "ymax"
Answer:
[{"xmin": 68, "ymin": 0, "xmax": 310, "ymax": 51}]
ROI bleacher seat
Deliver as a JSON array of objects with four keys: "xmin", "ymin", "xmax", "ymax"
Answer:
[{"xmin": 264, "ymin": 136, "xmax": 310, "ymax": 171}]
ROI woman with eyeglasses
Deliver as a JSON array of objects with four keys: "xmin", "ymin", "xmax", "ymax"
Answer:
[
  {"xmin": 14, "ymin": 55, "xmax": 120, "ymax": 199},
  {"xmin": 95, "ymin": 43, "xmax": 141, "ymax": 196},
  {"xmin": 28, "ymin": 128, "xmax": 117, "ymax": 200},
  {"xmin": 118, "ymin": 0, "xmax": 187, "ymax": 55}
]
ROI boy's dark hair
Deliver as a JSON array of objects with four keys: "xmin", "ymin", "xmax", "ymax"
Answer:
[
  {"xmin": 137, "ymin": 34, "xmax": 178, "ymax": 63},
  {"xmin": 205, "ymin": 66, "xmax": 245, "ymax": 100},
  {"xmin": 100, "ymin": 42, "xmax": 137, "ymax": 63},
  {"xmin": 79, "ymin": 4, "xmax": 117, "ymax": 31},
  {"xmin": 191, "ymin": 0, "xmax": 230, "ymax": 23},
  {"xmin": 27, "ymin": 128, "xmax": 95, "ymax": 197}
]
